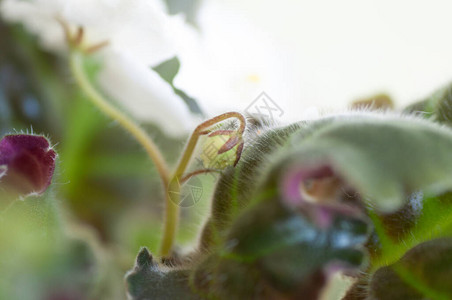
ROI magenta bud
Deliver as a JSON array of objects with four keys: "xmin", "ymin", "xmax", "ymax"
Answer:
[{"xmin": 0, "ymin": 134, "xmax": 57, "ymax": 198}]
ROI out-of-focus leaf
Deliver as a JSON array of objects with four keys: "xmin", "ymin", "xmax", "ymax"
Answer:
[
  {"xmin": 165, "ymin": 0, "xmax": 200, "ymax": 25},
  {"xmin": 404, "ymin": 82, "xmax": 452, "ymax": 125},
  {"xmin": 126, "ymin": 113, "xmax": 452, "ymax": 299},
  {"xmin": 199, "ymin": 123, "xmax": 300, "ymax": 251},
  {"xmin": 202, "ymin": 114, "xmax": 452, "ymax": 254},
  {"xmin": 0, "ymin": 193, "xmax": 99, "ymax": 300},
  {"xmin": 191, "ymin": 198, "xmax": 369, "ymax": 299},
  {"xmin": 126, "ymin": 247, "xmax": 201, "ymax": 300},
  {"xmin": 368, "ymin": 238, "xmax": 452, "ymax": 300},
  {"xmin": 59, "ymin": 56, "xmax": 183, "ymax": 242},
  {"xmin": 370, "ymin": 192, "xmax": 452, "ymax": 270},
  {"xmin": 0, "ymin": 20, "xmax": 65, "ymax": 136},
  {"xmin": 224, "ymin": 200, "xmax": 368, "ymax": 262},
  {"xmin": 279, "ymin": 115, "xmax": 452, "ymax": 212},
  {"xmin": 152, "ymin": 56, "xmax": 204, "ymax": 116},
  {"xmin": 435, "ymin": 85, "xmax": 452, "ymax": 124},
  {"xmin": 152, "ymin": 56, "xmax": 180, "ymax": 84},
  {"xmin": 350, "ymin": 93, "xmax": 394, "ymax": 111}
]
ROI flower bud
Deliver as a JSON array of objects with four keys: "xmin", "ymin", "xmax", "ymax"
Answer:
[
  {"xmin": 0, "ymin": 134, "xmax": 57, "ymax": 201},
  {"xmin": 200, "ymin": 130, "xmax": 244, "ymax": 169}
]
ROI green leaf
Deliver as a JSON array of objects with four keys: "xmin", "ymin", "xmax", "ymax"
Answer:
[
  {"xmin": 164, "ymin": 0, "xmax": 200, "ymax": 26},
  {"xmin": 191, "ymin": 199, "xmax": 369, "ymax": 299},
  {"xmin": 198, "ymin": 124, "xmax": 300, "ymax": 251},
  {"xmin": 370, "ymin": 192, "xmax": 452, "ymax": 269},
  {"xmin": 152, "ymin": 57, "xmax": 204, "ymax": 116},
  {"xmin": 368, "ymin": 238, "xmax": 452, "ymax": 300},
  {"xmin": 280, "ymin": 114, "xmax": 452, "ymax": 212},
  {"xmin": 404, "ymin": 82, "xmax": 452, "ymax": 126},
  {"xmin": 152, "ymin": 56, "xmax": 180, "ymax": 84},
  {"xmin": 126, "ymin": 248, "xmax": 201, "ymax": 300},
  {"xmin": 204, "ymin": 113, "xmax": 452, "ymax": 252},
  {"xmin": 0, "ymin": 195, "xmax": 99, "ymax": 300},
  {"xmin": 135, "ymin": 112, "xmax": 452, "ymax": 299}
]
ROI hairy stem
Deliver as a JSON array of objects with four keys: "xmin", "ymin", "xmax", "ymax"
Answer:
[
  {"xmin": 70, "ymin": 49, "xmax": 245, "ymax": 258},
  {"xmin": 159, "ymin": 112, "xmax": 246, "ymax": 256},
  {"xmin": 69, "ymin": 51, "xmax": 170, "ymax": 186}
]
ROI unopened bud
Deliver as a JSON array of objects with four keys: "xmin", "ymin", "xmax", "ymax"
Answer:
[
  {"xmin": 200, "ymin": 130, "xmax": 244, "ymax": 169},
  {"xmin": 0, "ymin": 134, "xmax": 57, "ymax": 202}
]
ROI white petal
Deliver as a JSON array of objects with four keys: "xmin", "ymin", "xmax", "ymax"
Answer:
[
  {"xmin": 1, "ymin": 0, "xmax": 201, "ymax": 135},
  {"xmin": 1, "ymin": 0, "xmax": 67, "ymax": 51},
  {"xmin": 97, "ymin": 50, "xmax": 200, "ymax": 137},
  {"xmin": 174, "ymin": 0, "xmax": 303, "ymax": 123}
]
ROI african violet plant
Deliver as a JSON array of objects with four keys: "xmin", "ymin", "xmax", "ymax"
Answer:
[
  {"xmin": 6, "ymin": 52, "xmax": 452, "ymax": 299},
  {"xmin": 2, "ymin": 3, "xmax": 452, "ymax": 300},
  {"xmin": 125, "ymin": 104, "xmax": 452, "ymax": 299}
]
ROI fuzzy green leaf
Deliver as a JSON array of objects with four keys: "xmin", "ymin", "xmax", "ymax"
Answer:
[
  {"xmin": 368, "ymin": 238, "xmax": 452, "ymax": 300},
  {"xmin": 404, "ymin": 82, "xmax": 452, "ymax": 125},
  {"xmin": 126, "ymin": 248, "xmax": 201, "ymax": 300},
  {"xmin": 191, "ymin": 198, "xmax": 369, "ymax": 299},
  {"xmin": 129, "ymin": 113, "xmax": 452, "ymax": 299},
  {"xmin": 281, "ymin": 114, "xmax": 452, "ymax": 212}
]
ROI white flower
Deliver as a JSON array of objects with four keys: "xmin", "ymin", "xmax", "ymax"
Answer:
[
  {"xmin": 0, "ymin": 0, "xmax": 200, "ymax": 136},
  {"xmin": 0, "ymin": 0, "xmax": 309, "ymax": 135},
  {"xmin": 98, "ymin": 50, "xmax": 200, "ymax": 135},
  {"xmin": 194, "ymin": 0, "xmax": 452, "ymax": 111},
  {"xmin": 1, "ymin": 0, "xmax": 177, "ymax": 63},
  {"xmin": 175, "ymin": 0, "xmax": 304, "ymax": 125}
]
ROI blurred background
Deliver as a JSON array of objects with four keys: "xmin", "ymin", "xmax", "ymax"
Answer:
[
  {"xmin": 1, "ymin": 0, "xmax": 452, "ymax": 299},
  {"xmin": 215, "ymin": 0, "xmax": 452, "ymax": 109}
]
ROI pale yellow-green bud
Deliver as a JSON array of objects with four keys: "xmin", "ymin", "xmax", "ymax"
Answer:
[{"xmin": 200, "ymin": 131, "xmax": 243, "ymax": 169}]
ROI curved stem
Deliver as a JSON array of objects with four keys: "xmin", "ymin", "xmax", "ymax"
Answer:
[
  {"xmin": 159, "ymin": 112, "xmax": 246, "ymax": 256},
  {"xmin": 174, "ymin": 112, "xmax": 246, "ymax": 180},
  {"xmin": 69, "ymin": 51, "xmax": 170, "ymax": 187},
  {"xmin": 159, "ymin": 179, "xmax": 180, "ymax": 257},
  {"xmin": 70, "ymin": 50, "xmax": 245, "ymax": 258}
]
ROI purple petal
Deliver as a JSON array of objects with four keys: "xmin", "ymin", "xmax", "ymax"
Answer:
[
  {"xmin": 0, "ymin": 134, "xmax": 56, "ymax": 197},
  {"xmin": 281, "ymin": 164, "xmax": 335, "ymax": 206},
  {"xmin": 281, "ymin": 164, "xmax": 365, "ymax": 228}
]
